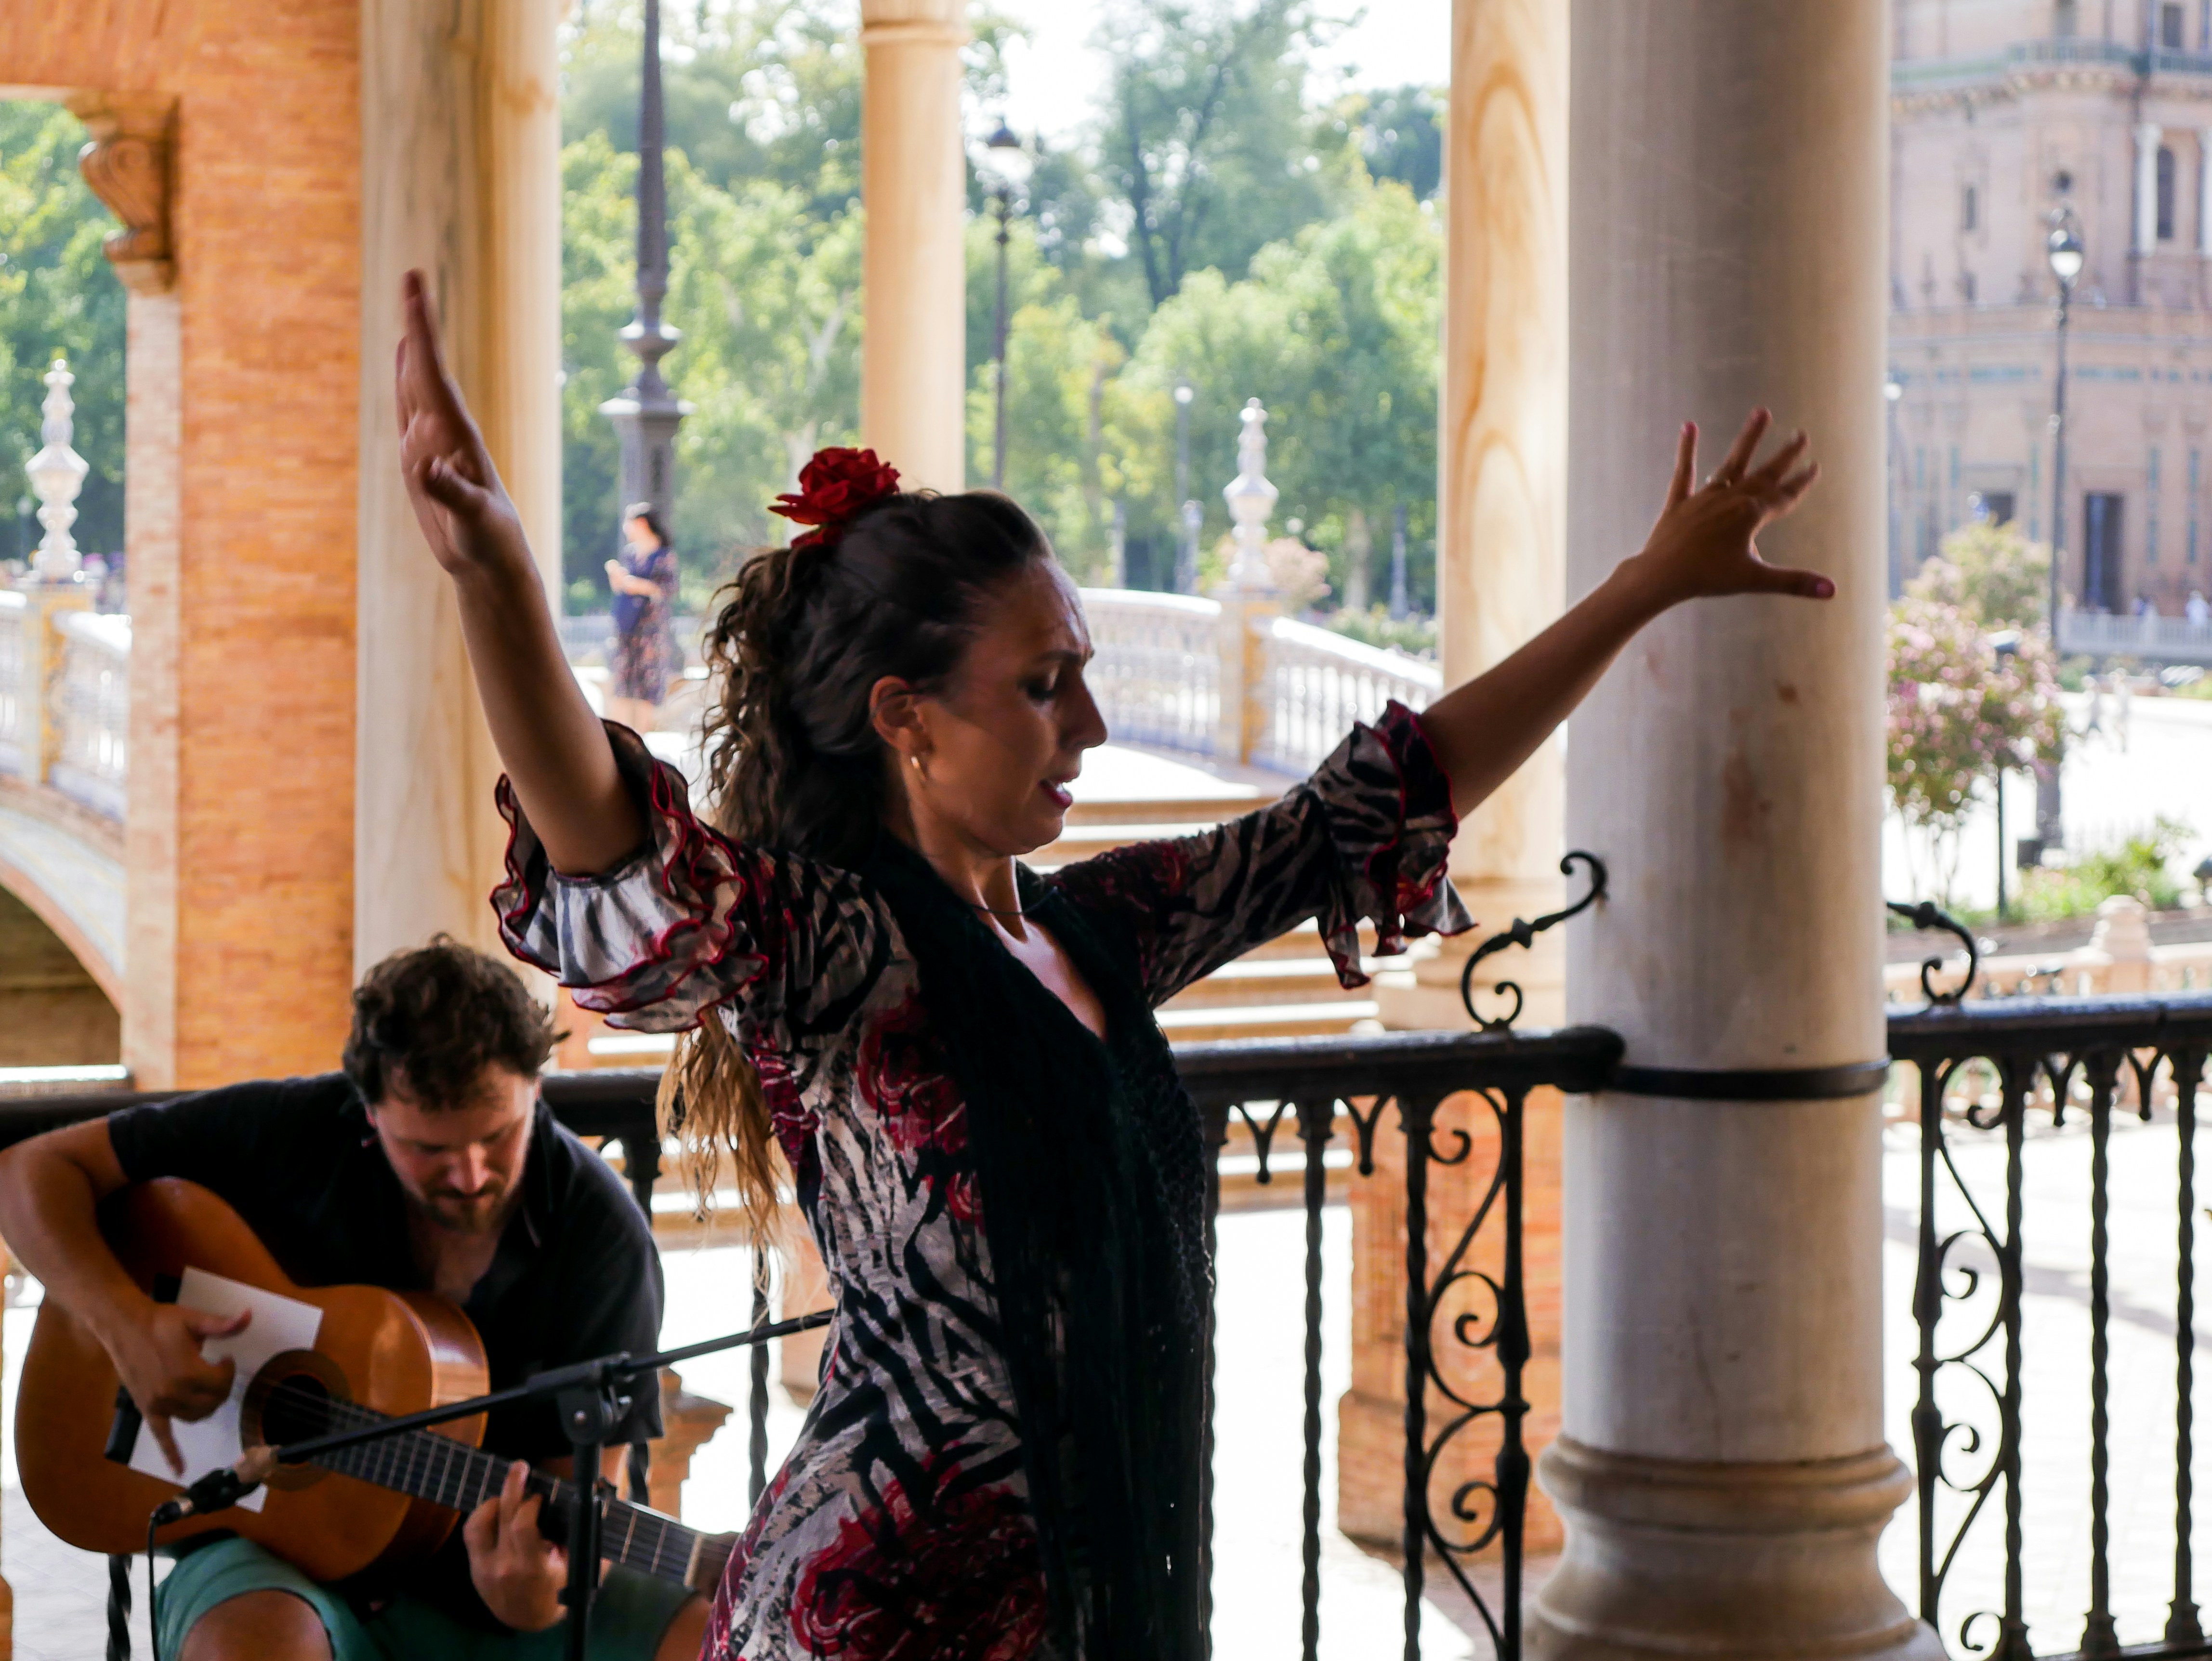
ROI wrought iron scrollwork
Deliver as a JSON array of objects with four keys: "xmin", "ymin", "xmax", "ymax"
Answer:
[
  {"xmin": 1460, "ymin": 852, "xmax": 1609, "ymax": 1033},
  {"xmin": 1398, "ymin": 1085, "xmax": 1528, "ymax": 1661},
  {"xmin": 1891, "ymin": 1000, "xmax": 2212, "ymax": 1661},
  {"xmin": 1887, "ymin": 898, "xmax": 1980, "ymax": 1005}
]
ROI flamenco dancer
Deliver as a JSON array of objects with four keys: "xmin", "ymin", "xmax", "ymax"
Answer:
[{"xmin": 396, "ymin": 269, "xmax": 1828, "ymax": 1661}]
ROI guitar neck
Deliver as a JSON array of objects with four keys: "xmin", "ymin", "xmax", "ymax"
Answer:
[{"xmin": 309, "ymin": 1421, "xmax": 734, "ymax": 1592}]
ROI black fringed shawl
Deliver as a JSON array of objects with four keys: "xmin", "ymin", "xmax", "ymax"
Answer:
[{"xmin": 863, "ymin": 837, "xmax": 1211, "ymax": 1661}]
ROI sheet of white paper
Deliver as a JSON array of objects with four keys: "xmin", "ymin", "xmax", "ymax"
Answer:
[{"xmin": 125, "ymin": 1267, "xmax": 324, "ymax": 1510}]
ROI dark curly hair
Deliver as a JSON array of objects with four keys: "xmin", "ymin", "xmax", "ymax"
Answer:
[
  {"xmin": 342, "ymin": 935, "xmax": 559, "ymax": 1111},
  {"xmin": 660, "ymin": 489, "xmax": 1053, "ymax": 1236}
]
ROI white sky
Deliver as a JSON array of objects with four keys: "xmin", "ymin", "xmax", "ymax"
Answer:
[{"xmin": 991, "ymin": 0, "xmax": 1452, "ymax": 142}]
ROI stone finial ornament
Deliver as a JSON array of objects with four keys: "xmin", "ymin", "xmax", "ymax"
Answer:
[
  {"xmin": 1222, "ymin": 397, "xmax": 1279, "ymax": 593},
  {"xmin": 27, "ymin": 358, "xmax": 90, "ymax": 584}
]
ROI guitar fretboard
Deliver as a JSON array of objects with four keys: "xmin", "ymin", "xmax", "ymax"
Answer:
[{"xmin": 298, "ymin": 1407, "xmax": 734, "ymax": 1591}]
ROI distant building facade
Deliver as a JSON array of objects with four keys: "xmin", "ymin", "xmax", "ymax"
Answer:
[{"xmin": 1892, "ymin": 0, "xmax": 2212, "ymax": 614}]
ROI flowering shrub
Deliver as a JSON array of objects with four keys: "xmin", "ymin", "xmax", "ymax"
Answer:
[
  {"xmin": 1906, "ymin": 521, "xmax": 2051, "ymax": 631},
  {"xmin": 1887, "ymin": 595, "xmax": 2064, "ymax": 841}
]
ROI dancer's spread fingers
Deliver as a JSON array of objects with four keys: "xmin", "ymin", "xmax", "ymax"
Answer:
[
  {"xmin": 1665, "ymin": 422, "xmax": 1698, "ymax": 510},
  {"xmin": 1712, "ymin": 407, "xmax": 1771, "ymax": 485}
]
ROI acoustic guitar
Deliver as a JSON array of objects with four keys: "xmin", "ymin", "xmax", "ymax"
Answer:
[{"xmin": 17, "ymin": 1178, "xmax": 736, "ymax": 1593}]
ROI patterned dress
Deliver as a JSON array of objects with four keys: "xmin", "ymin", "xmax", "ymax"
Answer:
[
  {"xmin": 611, "ymin": 540, "xmax": 679, "ymax": 704},
  {"xmin": 493, "ymin": 700, "xmax": 1471, "ymax": 1661}
]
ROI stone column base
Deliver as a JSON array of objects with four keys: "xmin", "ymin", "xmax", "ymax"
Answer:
[{"xmin": 1531, "ymin": 1437, "xmax": 1939, "ymax": 1661}]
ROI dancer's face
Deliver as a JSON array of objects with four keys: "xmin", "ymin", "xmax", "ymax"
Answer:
[{"xmin": 878, "ymin": 559, "xmax": 1110, "ymax": 858}]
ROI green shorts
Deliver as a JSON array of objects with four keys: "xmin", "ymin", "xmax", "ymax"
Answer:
[{"xmin": 155, "ymin": 1535, "xmax": 696, "ymax": 1661}]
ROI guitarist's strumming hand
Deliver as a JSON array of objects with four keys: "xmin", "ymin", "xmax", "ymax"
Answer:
[
  {"xmin": 108, "ymin": 1304, "xmax": 250, "ymax": 1476},
  {"xmin": 465, "ymin": 1459, "xmax": 567, "ymax": 1633}
]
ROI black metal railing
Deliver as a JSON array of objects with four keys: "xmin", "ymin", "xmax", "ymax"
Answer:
[
  {"xmin": 0, "ymin": 1026, "xmax": 1622, "ymax": 1661},
  {"xmin": 1890, "ymin": 990, "xmax": 2212, "ymax": 1661},
  {"xmin": 1180, "ymin": 1026, "xmax": 1619, "ymax": 1661}
]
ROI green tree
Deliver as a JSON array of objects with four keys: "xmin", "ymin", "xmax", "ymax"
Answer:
[
  {"xmin": 563, "ymin": 1, "xmax": 862, "ymax": 216},
  {"xmin": 562, "ymin": 132, "xmax": 864, "ymax": 609},
  {"xmin": 0, "ymin": 103, "xmax": 125, "ymax": 563},
  {"xmin": 1123, "ymin": 173, "xmax": 1440, "ymax": 600},
  {"xmin": 1091, "ymin": 0, "xmax": 1347, "ymax": 306},
  {"xmin": 1353, "ymin": 85, "xmax": 1444, "ymax": 202}
]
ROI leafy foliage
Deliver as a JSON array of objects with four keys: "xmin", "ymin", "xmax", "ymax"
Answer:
[
  {"xmin": 1091, "ymin": 0, "xmax": 1343, "ymax": 308},
  {"xmin": 555, "ymin": 0, "xmax": 1446, "ymax": 610},
  {"xmin": 0, "ymin": 103, "xmax": 124, "ymax": 564},
  {"xmin": 2018, "ymin": 817, "xmax": 2194, "ymax": 919}
]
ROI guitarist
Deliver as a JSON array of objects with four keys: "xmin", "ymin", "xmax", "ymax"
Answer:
[{"xmin": 0, "ymin": 938, "xmax": 710, "ymax": 1661}]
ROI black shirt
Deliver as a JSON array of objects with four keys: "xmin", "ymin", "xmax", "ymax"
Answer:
[{"xmin": 106, "ymin": 1073, "xmax": 665, "ymax": 1624}]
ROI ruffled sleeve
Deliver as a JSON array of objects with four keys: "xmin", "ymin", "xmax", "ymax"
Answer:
[
  {"xmin": 1047, "ymin": 700, "xmax": 1473, "ymax": 1008},
  {"xmin": 492, "ymin": 723, "xmax": 886, "ymax": 1039}
]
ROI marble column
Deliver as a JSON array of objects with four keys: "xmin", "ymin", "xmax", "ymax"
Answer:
[
  {"xmin": 2137, "ymin": 121, "xmax": 2163, "ymax": 258},
  {"xmin": 858, "ymin": 0, "xmax": 969, "ymax": 492},
  {"xmin": 1537, "ymin": 7, "xmax": 1934, "ymax": 1661},
  {"xmin": 1375, "ymin": 0, "xmax": 1567, "ymax": 1031},
  {"xmin": 72, "ymin": 92, "xmax": 182, "ymax": 1086},
  {"xmin": 356, "ymin": 0, "xmax": 565, "ymax": 970},
  {"xmin": 2198, "ymin": 130, "xmax": 2212, "ymax": 259},
  {"xmin": 1350, "ymin": 0, "xmax": 1571, "ymax": 1555}
]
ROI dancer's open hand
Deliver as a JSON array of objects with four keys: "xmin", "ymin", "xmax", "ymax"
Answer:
[
  {"xmin": 396, "ymin": 270, "xmax": 527, "ymax": 580},
  {"xmin": 1629, "ymin": 409, "xmax": 1831, "ymax": 607}
]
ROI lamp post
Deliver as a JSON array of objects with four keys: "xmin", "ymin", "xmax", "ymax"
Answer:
[
  {"xmin": 1883, "ymin": 376, "xmax": 1904, "ymax": 595},
  {"xmin": 600, "ymin": 0, "xmax": 691, "ymax": 536},
  {"xmin": 1173, "ymin": 381, "xmax": 1196, "ymax": 592},
  {"xmin": 2040, "ymin": 204, "xmax": 2085, "ymax": 853},
  {"xmin": 979, "ymin": 121, "xmax": 1032, "ymax": 491}
]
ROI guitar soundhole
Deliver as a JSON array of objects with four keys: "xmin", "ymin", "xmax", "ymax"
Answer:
[{"xmin": 241, "ymin": 1348, "xmax": 350, "ymax": 1492}]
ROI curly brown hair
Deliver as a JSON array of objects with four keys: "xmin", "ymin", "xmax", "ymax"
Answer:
[
  {"xmin": 342, "ymin": 935, "xmax": 558, "ymax": 1110},
  {"xmin": 662, "ymin": 489, "xmax": 1053, "ymax": 1240}
]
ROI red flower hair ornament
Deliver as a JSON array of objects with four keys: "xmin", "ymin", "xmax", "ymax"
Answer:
[{"xmin": 769, "ymin": 447, "xmax": 902, "ymax": 548}]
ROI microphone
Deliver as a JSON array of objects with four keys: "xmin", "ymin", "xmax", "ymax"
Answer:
[{"xmin": 150, "ymin": 1446, "xmax": 277, "ymax": 1527}]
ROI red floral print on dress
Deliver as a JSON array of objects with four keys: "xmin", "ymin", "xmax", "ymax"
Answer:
[
  {"xmin": 788, "ymin": 1464, "xmax": 1048, "ymax": 1660},
  {"xmin": 857, "ymin": 994, "xmax": 967, "ymax": 1160}
]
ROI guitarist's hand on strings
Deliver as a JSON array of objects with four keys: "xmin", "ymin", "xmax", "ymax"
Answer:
[
  {"xmin": 111, "ymin": 1303, "xmax": 250, "ymax": 1475},
  {"xmin": 465, "ymin": 1460, "xmax": 567, "ymax": 1633}
]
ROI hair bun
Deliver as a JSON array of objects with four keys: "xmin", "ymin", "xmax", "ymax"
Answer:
[{"xmin": 769, "ymin": 448, "xmax": 902, "ymax": 547}]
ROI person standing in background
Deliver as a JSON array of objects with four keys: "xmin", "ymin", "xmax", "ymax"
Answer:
[{"xmin": 605, "ymin": 504, "xmax": 678, "ymax": 733}]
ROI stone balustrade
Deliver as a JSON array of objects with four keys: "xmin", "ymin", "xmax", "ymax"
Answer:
[
  {"xmin": 1078, "ymin": 588, "xmax": 1441, "ymax": 777},
  {"xmin": 0, "ymin": 585, "xmax": 125, "ymax": 821}
]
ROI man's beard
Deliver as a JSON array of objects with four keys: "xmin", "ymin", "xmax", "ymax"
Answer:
[{"xmin": 410, "ymin": 1179, "xmax": 512, "ymax": 1234}]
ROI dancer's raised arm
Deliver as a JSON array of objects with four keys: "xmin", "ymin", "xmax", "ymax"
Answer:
[
  {"xmin": 395, "ymin": 270, "xmax": 645, "ymax": 872},
  {"xmin": 1419, "ymin": 409, "xmax": 1828, "ymax": 818}
]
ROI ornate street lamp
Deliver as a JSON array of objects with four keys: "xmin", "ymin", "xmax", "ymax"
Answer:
[
  {"xmin": 600, "ymin": 0, "xmax": 691, "ymax": 537},
  {"xmin": 2047, "ymin": 206, "xmax": 2084, "ymax": 637},
  {"xmin": 1173, "ymin": 381, "xmax": 1197, "ymax": 593},
  {"xmin": 977, "ymin": 121, "xmax": 1033, "ymax": 491},
  {"xmin": 2039, "ymin": 204, "xmax": 2084, "ymax": 854}
]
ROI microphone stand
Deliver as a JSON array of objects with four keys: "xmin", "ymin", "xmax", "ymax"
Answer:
[{"xmin": 149, "ymin": 1308, "xmax": 833, "ymax": 1661}]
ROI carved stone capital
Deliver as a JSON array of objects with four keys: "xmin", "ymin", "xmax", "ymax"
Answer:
[{"xmin": 66, "ymin": 93, "xmax": 176, "ymax": 296}]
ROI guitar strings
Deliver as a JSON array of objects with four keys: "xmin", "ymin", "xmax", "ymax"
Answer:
[{"xmin": 189, "ymin": 1376, "xmax": 713, "ymax": 1586}]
